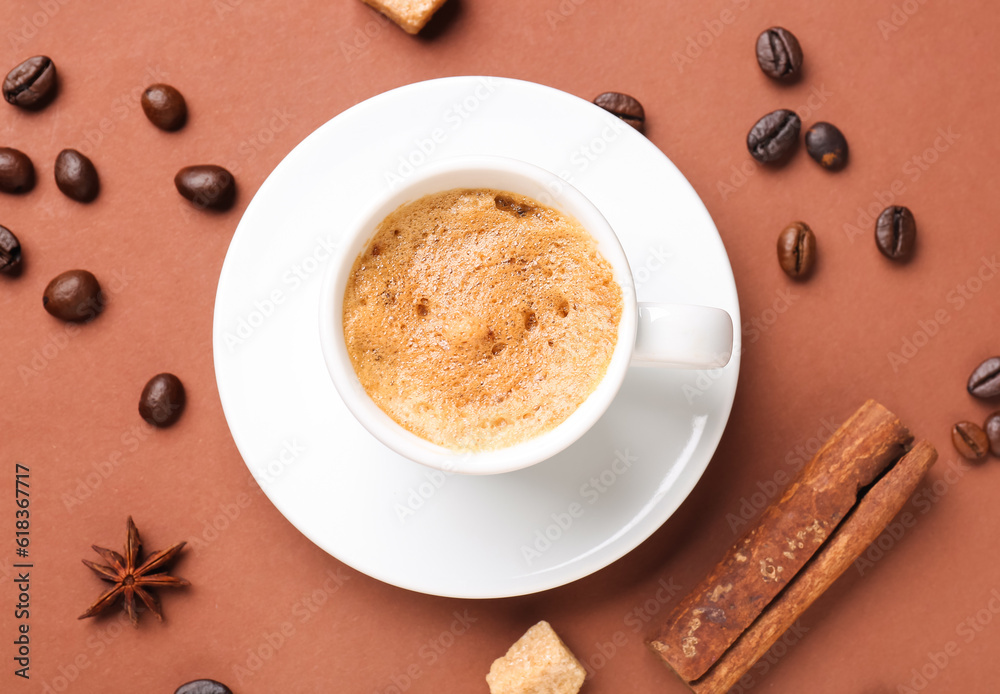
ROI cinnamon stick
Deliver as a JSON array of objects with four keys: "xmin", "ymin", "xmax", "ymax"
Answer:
[
  {"xmin": 688, "ymin": 439, "xmax": 937, "ymax": 693},
  {"xmin": 649, "ymin": 400, "xmax": 912, "ymax": 681}
]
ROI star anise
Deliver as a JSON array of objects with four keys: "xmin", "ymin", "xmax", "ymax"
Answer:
[{"xmin": 79, "ymin": 516, "xmax": 189, "ymax": 627}]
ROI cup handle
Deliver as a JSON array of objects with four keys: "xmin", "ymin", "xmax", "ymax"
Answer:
[{"xmin": 631, "ymin": 303, "xmax": 734, "ymax": 369}]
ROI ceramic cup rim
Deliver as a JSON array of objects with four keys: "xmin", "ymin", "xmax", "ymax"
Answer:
[{"xmin": 318, "ymin": 155, "xmax": 638, "ymax": 475}]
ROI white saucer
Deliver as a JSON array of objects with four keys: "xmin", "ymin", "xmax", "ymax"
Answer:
[{"xmin": 212, "ymin": 77, "xmax": 741, "ymax": 599}]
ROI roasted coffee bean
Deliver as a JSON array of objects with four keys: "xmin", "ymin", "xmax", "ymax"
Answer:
[
  {"xmin": 175, "ymin": 165, "xmax": 236, "ymax": 211},
  {"xmin": 54, "ymin": 149, "xmax": 99, "ymax": 202},
  {"xmin": 141, "ymin": 83, "xmax": 187, "ymax": 131},
  {"xmin": 984, "ymin": 412, "xmax": 1000, "ymax": 457},
  {"xmin": 952, "ymin": 421, "xmax": 990, "ymax": 461},
  {"xmin": 139, "ymin": 373, "xmax": 186, "ymax": 427},
  {"xmin": 776, "ymin": 221, "xmax": 816, "ymax": 279},
  {"xmin": 0, "ymin": 225, "xmax": 22, "ymax": 275},
  {"xmin": 874, "ymin": 205, "xmax": 916, "ymax": 260},
  {"xmin": 805, "ymin": 122, "xmax": 848, "ymax": 170},
  {"xmin": 593, "ymin": 92, "xmax": 645, "ymax": 131},
  {"xmin": 0, "ymin": 147, "xmax": 35, "ymax": 193},
  {"xmin": 968, "ymin": 356, "xmax": 1000, "ymax": 399},
  {"xmin": 755, "ymin": 27, "xmax": 803, "ymax": 81},
  {"xmin": 747, "ymin": 109, "xmax": 800, "ymax": 163},
  {"xmin": 42, "ymin": 269, "xmax": 103, "ymax": 322},
  {"xmin": 174, "ymin": 680, "xmax": 233, "ymax": 694},
  {"xmin": 3, "ymin": 56, "xmax": 57, "ymax": 109}
]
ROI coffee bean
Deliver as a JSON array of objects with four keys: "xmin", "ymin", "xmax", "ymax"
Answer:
[
  {"xmin": 952, "ymin": 421, "xmax": 990, "ymax": 461},
  {"xmin": 984, "ymin": 412, "xmax": 1000, "ymax": 457},
  {"xmin": 0, "ymin": 147, "xmax": 35, "ymax": 193},
  {"xmin": 874, "ymin": 205, "xmax": 916, "ymax": 260},
  {"xmin": 139, "ymin": 373, "xmax": 186, "ymax": 427},
  {"xmin": 593, "ymin": 92, "xmax": 645, "ymax": 131},
  {"xmin": 755, "ymin": 27, "xmax": 803, "ymax": 81},
  {"xmin": 747, "ymin": 109, "xmax": 800, "ymax": 163},
  {"xmin": 55, "ymin": 149, "xmax": 99, "ymax": 202},
  {"xmin": 3, "ymin": 56, "xmax": 57, "ymax": 109},
  {"xmin": 805, "ymin": 122, "xmax": 848, "ymax": 170},
  {"xmin": 0, "ymin": 225, "xmax": 22, "ymax": 275},
  {"xmin": 43, "ymin": 269, "xmax": 103, "ymax": 322},
  {"xmin": 174, "ymin": 680, "xmax": 233, "ymax": 694},
  {"xmin": 141, "ymin": 83, "xmax": 187, "ymax": 131},
  {"xmin": 175, "ymin": 165, "xmax": 236, "ymax": 211},
  {"xmin": 968, "ymin": 356, "xmax": 1000, "ymax": 399},
  {"xmin": 776, "ymin": 221, "xmax": 816, "ymax": 279}
]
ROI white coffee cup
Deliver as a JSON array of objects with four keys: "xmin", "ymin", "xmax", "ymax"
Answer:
[{"xmin": 319, "ymin": 156, "xmax": 733, "ymax": 475}]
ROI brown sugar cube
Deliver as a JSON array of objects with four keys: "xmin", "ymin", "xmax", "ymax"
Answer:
[
  {"xmin": 487, "ymin": 621, "xmax": 586, "ymax": 694},
  {"xmin": 362, "ymin": 0, "xmax": 448, "ymax": 34}
]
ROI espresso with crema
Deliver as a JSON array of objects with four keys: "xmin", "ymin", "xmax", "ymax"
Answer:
[{"xmin": 342, "ymin": 188, "xmax": 622, "ymax": 451}]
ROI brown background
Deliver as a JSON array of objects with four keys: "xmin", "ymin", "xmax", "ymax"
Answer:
[{"xmin": 3, "ymin": 0, "xmax": 1000, "ymax": 692}]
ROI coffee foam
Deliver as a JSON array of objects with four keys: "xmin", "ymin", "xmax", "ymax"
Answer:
[{"xmin": 342, "ymin": 188, "xmax": 622, "ymax": 451}]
